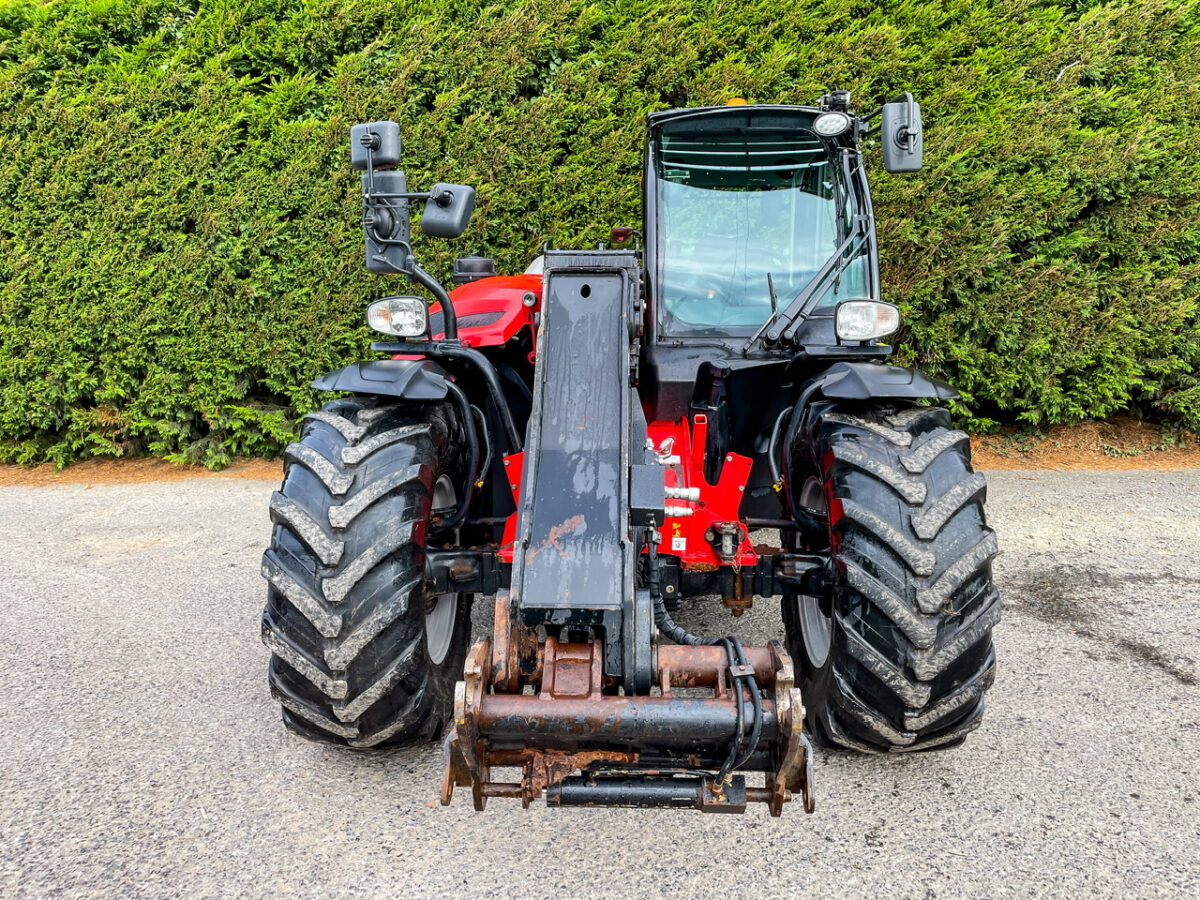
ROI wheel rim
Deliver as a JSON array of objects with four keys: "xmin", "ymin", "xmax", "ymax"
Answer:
[
  {"xmin": 425, "ymin": 475, "xmax": 458, "ymax": 666},
  {"xmin": 798, "ymin": 475, "xmax": 832, "ymax": 669}
]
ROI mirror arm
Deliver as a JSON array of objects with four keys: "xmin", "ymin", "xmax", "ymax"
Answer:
[
  {"xmin": 366, "ymin": 190, "xmax": 433, "ymax": 201},
  {"xmin": 409, "ymin": 262, "xmax": 459, "ymax": 342},
  {"xmin": 861, "ymin": 91, "xmax": 916, "ymax": 124},
  {"xmin": 430, "ymin": 186, "xmax": 456, "ymax": 208},
  {"xmin": 361, "ymin": 143, "xmax": 438, "ymax": 211},
  {"xmin": 859, "ymin": 91, "xmax": 912, "ymax": 120}
]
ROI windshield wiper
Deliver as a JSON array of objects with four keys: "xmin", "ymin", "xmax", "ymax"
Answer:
[
  {"xmin": 742, "ymin": 223, "xmax": 869, "ymax": 354},
  {"xmin": 744, "ymin": 272, "xmax": 783, "ymax": 350},
  {"xmin": 743, "ymin": 150, "xmax": 872, "ymax": 354}
]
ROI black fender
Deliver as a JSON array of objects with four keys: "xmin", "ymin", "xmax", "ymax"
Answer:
[
  {"xmin": 312, "ymin": 357, "xmax": 480, "ymax": 528},
  {"xmin": 311, "ymin": 358, "xmax": 450, "ymax": 401},
  {"xmin": 773, "ymin": 362, "xmax": 959, "ymax": 521},
  {"xmin": 812, "ymin": 361, "xmax": 959, "ymax": 402}
]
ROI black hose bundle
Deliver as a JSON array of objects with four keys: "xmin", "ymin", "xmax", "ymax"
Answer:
[{"xmin": 645, "ymin": 523, "xmax": 764, "ymax": 782}]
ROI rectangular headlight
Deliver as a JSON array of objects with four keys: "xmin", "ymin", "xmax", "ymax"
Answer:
[
  {"xmin": 836, "ymin": 300, "xmax": 900, "ymax": 342},
  {"xmin": 367, "ymin": 296, "xmax": 429, "ymax": 338}
]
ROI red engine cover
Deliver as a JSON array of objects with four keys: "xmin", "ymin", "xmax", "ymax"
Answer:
[{"xmin": 429, "ymin": 273, "xmax": 542, "ymax": 348}]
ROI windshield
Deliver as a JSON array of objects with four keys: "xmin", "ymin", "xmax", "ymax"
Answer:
[{"xmin": 655, "ymin": 121, "xmax": 867, "ymax": 336}]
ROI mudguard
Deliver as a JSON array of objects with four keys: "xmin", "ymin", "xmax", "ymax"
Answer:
[
  {"xmin": 813, "ymin": 361, "xmax": 959, "ymax": 401},
  {"xmin": 311, "ymin": 358, "xmax": 450, "ymax": 400}
]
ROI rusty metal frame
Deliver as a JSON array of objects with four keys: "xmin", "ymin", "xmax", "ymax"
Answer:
[{"xmin": 441, "ymin": 635, "xmax": 814, "ymax": 816}]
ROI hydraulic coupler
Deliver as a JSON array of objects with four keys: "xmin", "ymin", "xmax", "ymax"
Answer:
[{"xmin": 440, "ymin": 636, "xmax": 814, "ymax": 816}]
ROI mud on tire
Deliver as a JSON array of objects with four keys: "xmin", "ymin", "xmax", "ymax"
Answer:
[
  {"xmin": 261, "ymin": 397, "xmax": 472, "ymax": 748},
  {"xmin": 783, "ymin": 402, "xmax": 1000, "ymax": 753}
]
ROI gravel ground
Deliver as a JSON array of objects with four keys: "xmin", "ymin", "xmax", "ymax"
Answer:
[{"xmin": 1, "ymin": 469, "xmax": 1198, "ymax": 899}]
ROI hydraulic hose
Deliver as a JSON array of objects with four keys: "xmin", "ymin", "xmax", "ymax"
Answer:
[
  {"xmin": 647, "ymin": 529, "xmax": 706, "ymax": 646},
  {"xmin": 778, "ymin": 379, "xmax": 825, "ymax": 520},
  {"xmin": 714, "ymin": 637, "xmax": 745, "ymax": 784},
  {"xmin": 471, "ymin": 405, "xmax": 491, "ymax": 490},
  {"xmin": 766, "ymin": 406, "xmax": 792, "ymax": 491},
  {"xmin": 729, "ymin": 637, "xmax": 764, "ymax": 771},
  {"xmin": 652, "ymin": 596, "xmax": 707, "ymax": 647},
  {"xmin": 442, "ymin": 380, "xmax": 479, "ymax": 531},
  {"xmin": 645, "ymin": 523, "xmax": 763, "ymax": 782}
]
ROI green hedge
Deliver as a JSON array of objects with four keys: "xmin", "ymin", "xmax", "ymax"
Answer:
[{"xmin": 1, "ymin": 0, "xmax": 1197, "ymax": 465}]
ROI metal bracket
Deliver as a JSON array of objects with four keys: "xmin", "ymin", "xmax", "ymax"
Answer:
[
  {"xmin": 426, "ymin": 550, "xmax": 507, "ymax": 595},
  {"xmin": 766, "ymin": 640, "xmax": 814, "ymax": 816},
  {"xmin": 440, "ymin": 639, "xmax": 492, "ymax": 811}
]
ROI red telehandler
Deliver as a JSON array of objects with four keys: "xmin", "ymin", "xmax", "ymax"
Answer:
[{"xmin": 261, "ymin": 92, "xmax": 999, "ymax": 815}]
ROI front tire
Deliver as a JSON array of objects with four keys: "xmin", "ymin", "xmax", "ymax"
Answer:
[
  {"xmin": 783, "ymin": 402, "xmax": 1000, "ymax": 753},
  {"xmin": 261, "ymin": 397, "xmax": 473, "ymax": 748}
]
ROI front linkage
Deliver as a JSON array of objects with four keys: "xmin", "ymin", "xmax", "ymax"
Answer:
[
  {"xmin": 435, "ymin": 249, "xmax": 815, "ymax": 814},
  {"xmin": 443, "ymin": 636, "xmax": 812, "ymax": 814}
]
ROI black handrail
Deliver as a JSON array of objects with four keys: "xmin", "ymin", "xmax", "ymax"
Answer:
[{"xmin": 408, "ymin": 264, "xmax": 458, "ymax": 341}]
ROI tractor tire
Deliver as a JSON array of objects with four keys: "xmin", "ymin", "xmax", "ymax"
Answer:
[
  {"xmin": 261, "ymin": 397, "xmax": 473, "ymax": 749},
  {"xmin": 782, "ymin": 402, "xmax": 1000, "ymax": 753}
]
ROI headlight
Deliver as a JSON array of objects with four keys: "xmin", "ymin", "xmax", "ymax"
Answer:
[
  {"xmin": 813, "ymin": 112, "xmax": 851, "ymax": 137},
  {"xmin": 366, "ymin": 296, "xmax": 429, "ymax": 337},
  {"xmin": 836, "ymin": 300, "xmax": 900, "ymax": 342}
]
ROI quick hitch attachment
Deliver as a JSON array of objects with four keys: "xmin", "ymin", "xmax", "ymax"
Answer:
[{"xmin": 439, "ymin": 636, "xmax": 814, "ymax": 816}]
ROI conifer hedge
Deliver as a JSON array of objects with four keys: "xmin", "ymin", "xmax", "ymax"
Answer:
[{"xmin": 0, "ymin": 0, "xmax": 1197, "ymax": 465}]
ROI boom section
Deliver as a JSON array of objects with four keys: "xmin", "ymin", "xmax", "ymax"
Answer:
[{"xmin": 509, "ymin": 250, "xmax": 652, "ymax": 689}]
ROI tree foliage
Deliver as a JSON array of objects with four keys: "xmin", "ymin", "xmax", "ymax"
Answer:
[{"xmin": 1, "ymin": 0, "xmax": 1197, "ymax": 464}]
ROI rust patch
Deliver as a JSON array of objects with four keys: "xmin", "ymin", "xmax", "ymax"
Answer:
[
  {"xmin": 524, "ymin": 749, "xmax": 638, "ymax": 795},
  {"xmin": 524, "ymin": 514, "xmax": 586, "ymax": 566}
]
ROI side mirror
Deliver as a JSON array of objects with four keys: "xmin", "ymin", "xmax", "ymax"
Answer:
[
  {"xmin": 351, "ymin": 121, "xmax": 412, "ymax": 274},
  {"xmin": 881, "ymin": 95, "xmax": 923, "ymax": 173},
  {"xmin": 350, "ymin": 120, "xmax": 401, "ymax": 170},
  {"xmin": 420, "ymin": 183, "xmax": 476, "ymax": 238}
]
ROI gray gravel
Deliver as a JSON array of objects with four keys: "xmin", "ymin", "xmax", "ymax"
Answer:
[{"xmin": 1, "ymin": 469, "xmax": 1198, "ymax": 898}]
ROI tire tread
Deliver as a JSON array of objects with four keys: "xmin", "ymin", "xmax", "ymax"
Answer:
[
  {"xmin": 791, "ymin": 401, "xmax": 1000, "ymax": 753},
  {"xmin": 261, "ymin": 398, "xmax": 464, "ymax": 748}
]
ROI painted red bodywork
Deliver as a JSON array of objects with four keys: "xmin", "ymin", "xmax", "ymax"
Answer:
[
  {"xmin": 646, "ymin": 416, "xmax": 757, "ymax": 568},
  {"xmin": 497, "ymin": 452, "xmax": 525, "ymax": 563},
  {"xmin": 429, "ymin": 274, "xmax": 542, "ymax": 348}
]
